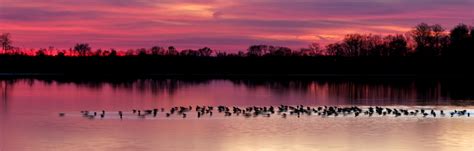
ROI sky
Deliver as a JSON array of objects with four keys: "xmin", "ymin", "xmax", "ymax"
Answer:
[{"xmin": 0, "ymin": 0, "xmax": 473, "ymax": 52}]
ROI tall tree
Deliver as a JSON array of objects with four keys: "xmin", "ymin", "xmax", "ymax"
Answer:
[
  {"xmin": 431, "ymin": 24, "xmax": 448, "ymax": 55},
  {"xmin": 411, "ymin": 23, "xmax": 447, "ymax": 56},
  {"xmin": 412, "ymin": 23, "xmax": 433, "ymax": 56},
  {"xmin": 385, "ymin": 35, "xmax": 408, "ymax": 56},
  {"xmin": 343, "ymin": 34, "xmax": 365, "ymax": 56},
  {"xmin": 326, "ymin": 43, "xmax": 347, "ymax": 56},
  {"xmin": 0, "ymin": 33, "xmax": 12, "ymax": 53}
]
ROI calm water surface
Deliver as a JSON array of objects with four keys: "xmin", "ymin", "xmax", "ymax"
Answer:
[{"xmin": 1, "ymin": 78, "xmax": 473, "ymax": 151}]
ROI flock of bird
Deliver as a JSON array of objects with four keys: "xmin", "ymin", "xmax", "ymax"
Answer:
[{"xmin": 59, "ymin": 105, "xmax": 473, "ymax": 120}]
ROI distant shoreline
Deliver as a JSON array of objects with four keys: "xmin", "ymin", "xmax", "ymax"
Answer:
[{"xmin": 1, "ymin": 56, "xmax": 474, "ymax": 79}]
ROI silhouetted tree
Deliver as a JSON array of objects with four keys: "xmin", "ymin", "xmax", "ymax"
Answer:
[
  {"xmin": 247, "ymin": 45, "xmax": 267, "ymax": 56},
  {"xmin": 268, "ymin": 46, "xmax": 292, "ymax": 56},
  {"xmin": 109, "ymin": 49, "xmax": 117, "ymax": 57},
  {"xmin": 216, "ymin": 51, "xmax": 227, "ymax": 57},
  {"xmin": 343, "ymin": 34, "xmax": 365, "ymax": 56},
  {"xmin": 180, "ymin": 49, "xmax": 199, "ymax": 56},
  {"xmin": 237, "ymin": 51, "xmax": 246, "ymax": 57},
  {"xmin": 74, "ymin": 43, "xmax": 91, "ymax": 56},
  {"xmin": 94, "ymin": 49, "xmax": 103, "ymax": 56},
  {"xmin": 266, "ymin": 45, "xmax": 277, "ymax": 55},
  {"xmin": 0, "ymin": 22, "xmax": 472, "ymax": 58},
  {"xmin": 198, "ymin": 47, "xmax": 213, "ymax": 56},
  {"xmin": 151, "ymin": 46, "xmax": 164, "ymax": 55},
  {"xmin": 365, "ymin": 35, "xmax": 385, "ymax": 56},
  {"xmin": 167, "ymin": 46, "xmax": 178, "ymax": 56},
  {"xmin": 56, "ymin": 51, "xmax": 65, "ymax": 57},
  {"xmin": 299, "ymin": 43, "xmax": 323, "ymax": 56},
  {"xmin": 325, "ymin": 34, "xmax": 410, "ymax": 57},
  {"xmin": 432, "ymin": 24, "xmax": 449, "ymax": 55},
  {"xmin": 412, "ymin": 23, "xmax": 433, "ymax": 56},
  {"xmin": 0, "ymin": 33, "xmax": 12, "ymax": 53},
  {"xmin": 137, "ymin": 48, "xmax": 148, "ymax": 56},
  {"xmin": 101, "ymin": 50, "xmax": 110, "ymax": 56},
  {"xmin": 448, "ymin": 24, "xmax": 471, "ymax": 56},
  {"xmin": 385, "ymin": 35, "xmax": 408, "ymax": 56},
  {"xmin": 36, "ymin": 48, "xmax": 46, "ymax": 57},
  {"xmin": 337, "ymin": 34, "xmax": 386, "ymax": 56},
  {"xmin": 411, "ymin": 23, "xmax": 447, "ymax": 56},
  {"xmin": 326, "ymin": 43, "xmax": 347, "ymax": 56}
]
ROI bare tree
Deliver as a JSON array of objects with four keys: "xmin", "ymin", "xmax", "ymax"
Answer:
[
  {"xmin": 309, "ymin": 43, "xmax": 324, "ymax": 56},
  {"xmin": 326, "ymin": 43, "xmax": 347, "ymax": 56},
  {"xmin": 431, "ymin": 24, "xmax": 448, "ymax": 55},
  {"xmin": 411, "ymin": 23, "xmax": 447, "ymax": 56},
  {"xmin": 365, "ymin": 35, "xmax": 384, "ymax": 56},
  {"xmin": 269, "ymin": 46, "xmax": 292, "ymax": 56},
  {"xmin": 412, "ymin": 23, "xmax": 432, "ymax": 56},
  {"xmin": 74, "ymin": 43, "xmax": 91, "ymax": 56},
  {"xmin": 0, "ymin": 33, "xmax": 12, "ymax": 53},
  {"xmin": 343, "ymin": 34, "xmax": 365, "ymax": 56}
]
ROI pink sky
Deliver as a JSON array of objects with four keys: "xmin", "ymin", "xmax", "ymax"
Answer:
[{"xmin": 0, "ymin": 0, "xmax": 473, "ymax": 52}]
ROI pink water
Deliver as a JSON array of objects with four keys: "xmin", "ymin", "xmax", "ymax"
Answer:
[{"xmin": 1, "ymin": 79, "xmax": 473, "ymax": 151}]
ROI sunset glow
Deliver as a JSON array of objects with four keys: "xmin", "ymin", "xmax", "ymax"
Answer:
[{"xmin": 0, "ymin": 0, "xmax": 473, "ymax": 51}]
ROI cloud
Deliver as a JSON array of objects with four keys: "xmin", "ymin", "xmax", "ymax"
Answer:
[
  {"xmin": 0, "ymin": 6, "xmax": 107, "ymax": 22},
  {"xmin": 1, "ymin": 0, "xmax": 472, "ymax": 51}
]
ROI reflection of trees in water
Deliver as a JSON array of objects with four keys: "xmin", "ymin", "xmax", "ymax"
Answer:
[
  {"xmin": 106, "ymin": 79, "xmax": 210, "ymax": 96},
  {"xmin": 0, "ymin": 79, "xmax": 16, "ymax": 113},
  {"xmin": 326, "ymin": 80, "xmax": 443, "ymax": 105},
  {"xmin": 14, "ymin": 78, "xmax": 211, "ymax": 96},
  {"xmin": 1, "ymin": 78, "xmax": 473, "ymax": 105},
  {"xmin": 231, "ymin": 79, "xmax": 312, "ymax": 96},
  {"xmin": 439, "ymin": 79, "xmax": 474, "ymax": 102},
  {"xmin": 230, "ymin": 79, "xmax": 474, "ymax": 105}
]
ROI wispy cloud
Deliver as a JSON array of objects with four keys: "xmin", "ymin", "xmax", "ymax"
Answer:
[{"xmin": 0, "ymin": 0, "xmax": 472, "ymax": 51}]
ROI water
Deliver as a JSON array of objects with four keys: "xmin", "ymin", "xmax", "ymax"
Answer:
[{"xmin": 1, "ymin": 78, "xmax": 474, "ymax": 151}]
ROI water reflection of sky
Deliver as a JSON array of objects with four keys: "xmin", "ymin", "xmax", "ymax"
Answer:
[
  {"xmin": 1, "ymin": 78, "xmax": 474, "ymax": 151},
  {"xmin": 1, "ymin": 78, "xmax": 474, "ymax": 113}
]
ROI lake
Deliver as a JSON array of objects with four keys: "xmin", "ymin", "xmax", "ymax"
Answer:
[{"xmin": 1, "ymin": 78, "xmax": 473, "ymax": 151}]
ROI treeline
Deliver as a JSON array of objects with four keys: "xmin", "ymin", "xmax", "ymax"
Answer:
[{"xmin": 1, "ymin": 23, "xmax": 473, "ymax": 58}]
